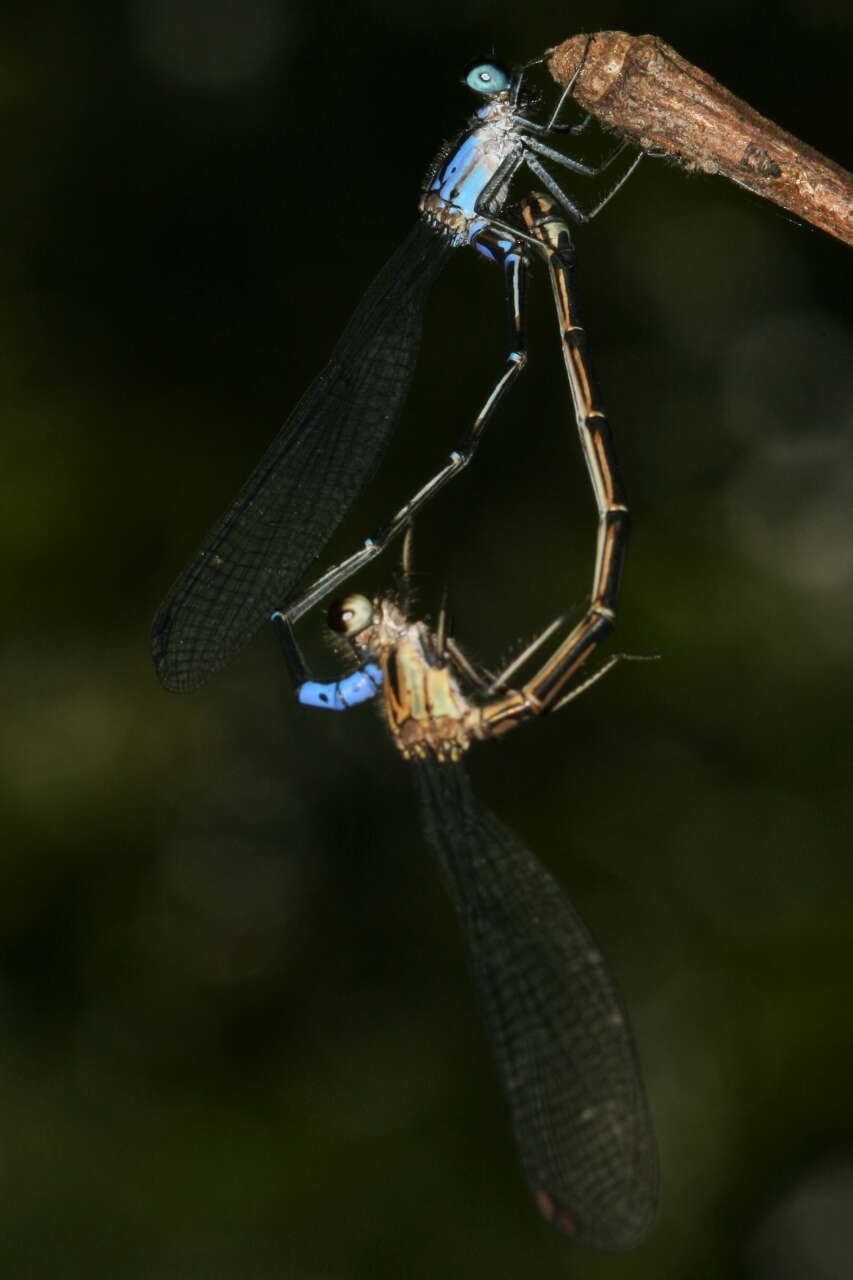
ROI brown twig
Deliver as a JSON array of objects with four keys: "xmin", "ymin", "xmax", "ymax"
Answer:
[{"xmin": 548, "ymin": 32, "xmax": 852, "ymax": 247}]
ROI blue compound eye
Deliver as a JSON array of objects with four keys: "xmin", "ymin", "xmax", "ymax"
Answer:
[{"xmin": 464, "ymin": 62, "xmax": 511, "ymax": 95}]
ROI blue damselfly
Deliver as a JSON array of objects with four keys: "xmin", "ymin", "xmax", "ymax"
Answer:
[{"xmin": 152, "ymin": 51, "xmax": 639, "ymax": 692}]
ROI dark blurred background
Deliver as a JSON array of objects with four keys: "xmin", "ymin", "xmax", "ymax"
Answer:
[{"xmin": 1, "ymin": 1, "xmax": 851, "ymax": 1276}]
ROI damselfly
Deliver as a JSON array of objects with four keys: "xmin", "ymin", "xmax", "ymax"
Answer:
[
  {"xmin": 152, "ymin": 50, "xmax": 640, "ymax": 693},
  {"xmin": 276, "ymin": 563, "xmax": 658, "ymax": 1249}
]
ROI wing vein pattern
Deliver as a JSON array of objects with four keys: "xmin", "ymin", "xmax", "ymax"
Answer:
[
  {"xmin": 153, "ymin": 220, "xmax": 452, "ymax": 692},
  {"xmin": 414, "ymin": 757, "xmax": 657, "ymax": 1250}
]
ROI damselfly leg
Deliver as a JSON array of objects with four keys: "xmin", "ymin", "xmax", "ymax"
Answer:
[{"xmin": 279, "ymin": 243, "xmax": 527, "ymax": 623}]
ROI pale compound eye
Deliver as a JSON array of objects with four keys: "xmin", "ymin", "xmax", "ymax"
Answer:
[
  {"xmin": 327, "ymin": 593, "xmax": 373, "ymax": 636},
  {"xmin": 464, "ymin": 61, "xmax": 511, "ymax": 95}
]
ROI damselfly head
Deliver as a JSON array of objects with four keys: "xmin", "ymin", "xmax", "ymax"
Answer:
[
  {"xmin": 327, "ymin": 593, "xmax": 373, "ymax": 637},
  {"xmin": 463, "ymin": 60, "xmax": 511, "ymax": 96}
]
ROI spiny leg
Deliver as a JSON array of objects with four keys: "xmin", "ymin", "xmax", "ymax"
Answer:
[
  {"xmin": 523, "ymin": 132, "xmax": 631, "ymax": 178},
  {"xmin": 524, "ymin": 149, "xmax": 643, "ymax": 224},
  {"xmin": 576, "ymin": 150, "xmax": 643, "ymax": 221},
  {"xmin": 477, "ymin": 144, "xmax": 525, "ymax": 219},
  {"xmin": 523, "ymin": 155, "xmax": 590, "ymax": 225},
  {"xmin": 396, "ymin": 522, "xmax": 416, "ymax": 614},
  {"xmin": 511, "ymin": 37, "xmax": 592, "ymax": 132},
  {"xmin": 486, "ymin": 615, "xmax": 565, "ymax": 694},
  {"xmin": 513, "ymin": 106, "xmax": 594, "ymax": 137},
  {"xmin": 446, "ymin": 636, "xmax": 497, "ymax": 691},
  {"xmin": 279, "ymin": 246, "xmax": 530, "ymax": 624},
  {"xmin": 400, "ymin": 523, "xmax": 415, "ymax": 579},
  {"xmin": 551, "ymin": 653, "xmax": 659, "ymax": 713},
  {"xmin": 476, "ymin": 129, "xmax": 634, "ymax": 228}
]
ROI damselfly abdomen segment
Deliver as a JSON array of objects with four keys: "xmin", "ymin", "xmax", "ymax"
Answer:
[{"xmin": 152, "ymin": 55, "xmax": 640, "ymax": 693}]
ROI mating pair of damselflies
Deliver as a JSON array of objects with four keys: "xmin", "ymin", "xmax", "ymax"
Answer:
[
  {"xmin": 152, "ymin": 53, "xmax": 657, "ymax": 1249},
  {"xmin": 151, "ymin": 48, "xmax": 640, "ymax": 692}
]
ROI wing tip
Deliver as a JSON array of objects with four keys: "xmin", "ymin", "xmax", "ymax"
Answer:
[
  {"xmin": 150, "ymin": 608, "xmax": 212, "ymax": 693},
  {"xmin": 151, "ymin": 635, "xmax": 211, "ymax": 695},
  {"xmin": 534, "ymin": 1185, "xmax": 657, "ymax": 1251}
]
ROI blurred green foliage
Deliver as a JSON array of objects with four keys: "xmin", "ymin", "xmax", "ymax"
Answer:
[{"xmin": 1, "ymin": 1, "xmax": 851, "ymax": 1276}]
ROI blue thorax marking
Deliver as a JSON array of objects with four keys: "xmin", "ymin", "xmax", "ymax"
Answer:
[
  {"xmin": 421, "ymin": 99, "xmax": 515, "ymax": 247},
  {"xmin": 428, "ymin": 132, "xmax": 494, "ymax": 223},
  {"xmin": 298, "ymin": 663, "xmax": 383, "ymax": 711}
]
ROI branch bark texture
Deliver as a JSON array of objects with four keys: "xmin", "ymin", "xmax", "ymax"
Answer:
[{"xmin": 548, "ymin": 32, "xmax": 852, "ymax": 247}]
